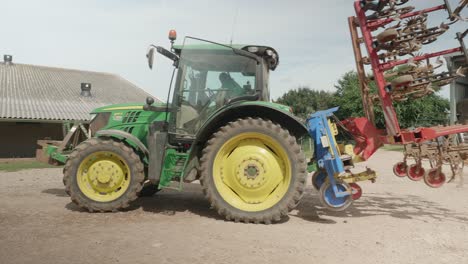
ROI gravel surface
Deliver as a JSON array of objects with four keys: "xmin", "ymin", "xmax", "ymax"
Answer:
[{"xmin": 1, "ymin": 150, "xmax": 467, "ymax": 264}]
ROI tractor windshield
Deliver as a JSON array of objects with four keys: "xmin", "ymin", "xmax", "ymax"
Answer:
[{"xmin": 173, "ymin": 38, "xmax": 259, "ymax": 136}]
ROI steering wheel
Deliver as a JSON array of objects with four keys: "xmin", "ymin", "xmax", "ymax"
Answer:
[
  {"xmin": 182, "ymin": 88, "xmax": 230, "ymax": 132},
  {"xmin": 199, "ymin": 87, "xmax": 229, "ymax": 114}
]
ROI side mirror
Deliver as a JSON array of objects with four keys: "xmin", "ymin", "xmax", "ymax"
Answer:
[{"xmin": 146, "ymin": 47, "xmax": 155, "ymax": 69}]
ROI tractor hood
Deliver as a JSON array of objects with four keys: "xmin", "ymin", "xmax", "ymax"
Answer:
[{"xmin": 91, "ymin": 102, "xmax": 166, "ymax": 114}]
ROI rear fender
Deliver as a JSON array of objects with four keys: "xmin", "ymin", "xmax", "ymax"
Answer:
[{"xmin": 192, "ymin": 102, "xmax": 308, "ymax": 159}]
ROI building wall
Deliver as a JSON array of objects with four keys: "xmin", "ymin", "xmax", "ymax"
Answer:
[
  {"xmin": 453, "ymin": 77, "xmax": 468, "ymax": 125},
  {"xmin": 447, "ymin": 54, "xmax": 468, "ymax": 124},
  {"xmin": 0, "ymin": 121, "xmax": 63, "ymax": 158}
]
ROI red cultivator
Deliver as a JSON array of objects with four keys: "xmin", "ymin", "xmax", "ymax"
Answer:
[{"xmin": 346, "ymin": 0, "xmax": 468, "ymax": 187}]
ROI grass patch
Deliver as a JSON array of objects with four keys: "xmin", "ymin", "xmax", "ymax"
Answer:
[
  {"xmin": 381, "ymin": 144, "xmax": 404, "ymax": 152},
  {"xmin": 0, "ymin": 160, "xmax": 60, "ymax": 172}
]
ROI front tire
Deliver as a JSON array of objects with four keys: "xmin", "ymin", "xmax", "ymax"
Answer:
[
  {"xmin": 63, "ymin": 138, "xmax": 145, "ymax": 212},
  {"xmin": 200, "ymin": 118, "xmax": 307, "ymax": 224}
]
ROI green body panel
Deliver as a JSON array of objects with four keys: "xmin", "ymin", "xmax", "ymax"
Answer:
[
  {"xmin": 197, "ymin": 100, "xmax": 296, "ymax": 134},
  {"xmin": 45, "ymin": 102, "xmax": 169, "ymax": 167},
  {"xmin": 94, "ymin": 103, "xmax": 167, "ymax": 148},
  {"xmin": 158, "ymin": 149, "xmax": 189, "ymax": 189},
  {"xmin": 46, "ymin": 145, "xmax": 68, "ymax": 164},
  {"xmin": 238, "ymin": 101, "xmax": 291, "ymax": 112}
]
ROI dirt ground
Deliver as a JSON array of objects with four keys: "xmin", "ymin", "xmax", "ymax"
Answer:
[{"xmin": 1, "ymin": 150, "xmax": 467, "ymax": 264}]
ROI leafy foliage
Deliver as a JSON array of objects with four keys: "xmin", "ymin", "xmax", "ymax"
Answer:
[
  {"xmin": 275, "ymin": 87, "xmax": 335, "ymax": 119},
  {"xmin": 276, "ymin": 71, "xmax": 450, "ymax": 128}
]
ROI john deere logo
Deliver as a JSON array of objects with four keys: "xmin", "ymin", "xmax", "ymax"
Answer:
[{"xmin": 113, "ymin": 112, "xmax": 123, "ymax": 121}]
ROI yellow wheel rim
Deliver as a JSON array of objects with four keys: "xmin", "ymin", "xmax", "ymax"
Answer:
[
  {"xmin": 213, "ymin": 132, "xmax": 292, "ymax": 212},
  {"xmin": 77, "ymin": 151, "xmax": 131, "ymax": 202}
]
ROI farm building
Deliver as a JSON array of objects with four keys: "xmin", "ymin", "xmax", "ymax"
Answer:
[
  {"xmin": 0, "ymin": 55, "xmax": 156, "ymax": 158},
  {"xmin": 446, "ymin": 53, "xmax": 468, "ymax": 125}
]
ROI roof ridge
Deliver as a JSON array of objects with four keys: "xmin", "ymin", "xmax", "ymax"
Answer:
[{"xmin": 0, "ymin": 62, "xmax": 115, "ymax": 76}]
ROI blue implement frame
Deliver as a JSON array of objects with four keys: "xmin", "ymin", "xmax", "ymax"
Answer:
[{"xmin": 307, "ymin": 107, "xmax": 351, "ymax": 198}]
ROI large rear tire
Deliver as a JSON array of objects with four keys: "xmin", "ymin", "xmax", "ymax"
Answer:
[
  {"xmin": 200, "ymin": 118, "xmax": 307, "ymax": 224},
  {"xmin": 63, "ymin": 138, "xmax": 145, "ymax": 212}
]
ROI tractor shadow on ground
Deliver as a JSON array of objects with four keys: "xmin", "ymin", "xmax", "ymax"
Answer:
[
  {"xmin": 61, "ymin": 183, "xmax": 290, "ymax": 224},
  {"xmin": 132, "ymin": 185, "xmax": 224, "ymax": 221},
  {"xmin": 42, "ymin": 188, "xmax": 69, "ymax": 197},
  {"xmin": 131, "ymin": 184, "xmax": 290, "ymax": 224},
  {"xmin": 294, "ymin": 187, "xmax": 468, "ymax": 224},
  {"xmin": 47, "ymin": 184, "xmax": 467, "ymax": 225},
  {"xmin": 60, "ymin": 183, "xmax": 218, "ymax": 218}
]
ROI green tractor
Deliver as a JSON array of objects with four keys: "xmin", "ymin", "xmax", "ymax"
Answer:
[{"xmin": 63, "ymin": 32, "xmax": 309, "ymax": 223}]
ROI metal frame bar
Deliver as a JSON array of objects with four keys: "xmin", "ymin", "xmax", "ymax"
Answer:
[
  {"xmin": 380, "ymin": 47, "xmax": 462, "ymax": 71},
  {"xmin": 355, "ymin": 1, "xmax": 401, "ymax": 136},
  {"xmin": 348, "ymin": 16, "xmax": 376, "ymax": 125},
  {"xmin": 352, "ymin": 0, "xmax": 468, "ymax": 144}
]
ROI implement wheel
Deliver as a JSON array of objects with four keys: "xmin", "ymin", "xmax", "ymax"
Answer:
[
  {"xmin": 200, "ymin": 118, "xmax": 307, "ymax": 224},
  {"xmin": 319, "ymin": 181, "xmax": 353, "ymax": 211},
  {"xmin": 424, "ymin": 168, "xmax": 446, "ymax": 188},
  {"xmin": 350, "ymin": 183, "xmax": 362, "ymax": 200},
  {"xmin": 407, "ymin": 164, "xmax": 425, "ymax": 181},
  {"xmin": 63, "ymin": 138, "xmax": 144, "ymax": 212},
  {"xmin": 393, "ymin": 162, "xmax": 407, "ymax": 177}
]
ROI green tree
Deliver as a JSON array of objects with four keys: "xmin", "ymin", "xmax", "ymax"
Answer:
[
  {"xmin": 275, "ymin": 87, "xmax": 335, "ymax": 119},
  {"xmin": 333, "ymin": 71, "xmax": 449, "ymax": 128},
  {"xmin": 394, "ymin": 94, "xmax": 450, "ymax": 128},
  {"xmin": 334, "ymin": 71, "xmax": 368, "ymax": 120}
]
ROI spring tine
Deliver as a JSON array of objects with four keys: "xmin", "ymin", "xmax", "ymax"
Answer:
[{"xmin": 456, "ymin": 67, "xmax": 466, "ymax": 77}]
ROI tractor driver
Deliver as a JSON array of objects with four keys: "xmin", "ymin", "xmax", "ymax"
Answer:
[{"xmin": 218, "ymin": 72, "xmax": 244, "ymax": 98}]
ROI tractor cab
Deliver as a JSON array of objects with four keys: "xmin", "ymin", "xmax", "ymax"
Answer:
[{"xmin": 146, "ymin": 34, "xmax": 280, "ymax": 139}]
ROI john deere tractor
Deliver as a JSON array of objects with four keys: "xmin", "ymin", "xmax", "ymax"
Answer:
[{"xmin": 63, "ymin": 32, "xmax": 308, "ymax": 223}]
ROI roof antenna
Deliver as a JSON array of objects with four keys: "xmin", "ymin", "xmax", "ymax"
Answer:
[{"xmin": 230, "ymin": 4, "xmax": 239, "ymax": 46}]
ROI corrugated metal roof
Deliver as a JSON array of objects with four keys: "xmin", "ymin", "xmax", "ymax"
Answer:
[{"xmin": 0, "ymin": 61, "xmax": 157, "ymax": 122}]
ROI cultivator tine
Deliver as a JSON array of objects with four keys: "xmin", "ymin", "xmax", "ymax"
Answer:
[
  {"xmin": 435, "ymin": 56, "xmax": 444, "ymax": 67},
  {"xmin": 452, "ymin": 0, "xmax": 468, "ymax": 21},
  {"xmin": 456, "ymin": 67, "xmax": 466, "ymax": 77},
  {"xmin": 444, "ymin": 0, "xmax": 467, "ymax": 22}
]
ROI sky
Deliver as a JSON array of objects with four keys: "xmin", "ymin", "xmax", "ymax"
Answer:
[{"xmin": 1, "ymin": 0, "xmax": 466, "ymax": 102}]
